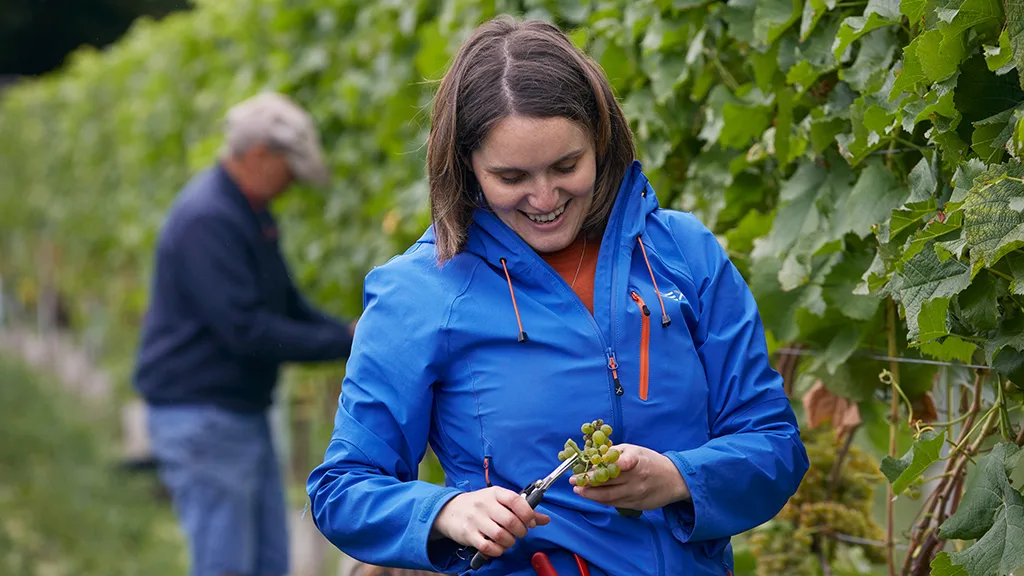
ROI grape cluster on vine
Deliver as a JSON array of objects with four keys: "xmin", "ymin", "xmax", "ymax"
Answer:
[
  {"xmin": 559, "ymin": 419, "xmax": 620, "ymax": 486},
  {"xmin": 747, "ymin": 428, "xmax": 887, "ymax": 575}
]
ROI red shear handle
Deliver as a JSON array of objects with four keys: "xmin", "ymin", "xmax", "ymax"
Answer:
[
  {"xmin": 530, "ymin": 552, "xmax": 590, "ymax": 576},
  {"xmin": 531, "ymin": 552, "xmax": 559, "ymax": 576}
]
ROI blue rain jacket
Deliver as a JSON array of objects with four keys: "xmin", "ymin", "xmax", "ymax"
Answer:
[{"xmin": 307, "ymin": 161, "xmax": 809, "ymax": 576}]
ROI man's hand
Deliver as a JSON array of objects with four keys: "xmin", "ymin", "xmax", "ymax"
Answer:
[
  {"xmin": 569, "ymin": 443, "xmax": 690, "ymax": 510},
  {"xmin": 431, "ymin": 487, "xmax": 550, "ymax": 559}
]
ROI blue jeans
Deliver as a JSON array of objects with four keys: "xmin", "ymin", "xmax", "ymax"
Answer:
[{"xmin": 148, "ymin": 405, "xmax": 289, "ymax": 576}]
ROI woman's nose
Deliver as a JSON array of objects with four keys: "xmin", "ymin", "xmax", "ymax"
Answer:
[{"xmin": 526, "ymin": 179, "xmax": 560, "ymax": 213}]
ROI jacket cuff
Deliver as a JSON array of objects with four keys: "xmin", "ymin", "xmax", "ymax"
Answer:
[
  {"xmin": 421, "ymin": 488, "xmax": 471, "ymax": 573},
  {"xmin": 663, "ymin": 450, "xmax": 708, "ymax": 543}
]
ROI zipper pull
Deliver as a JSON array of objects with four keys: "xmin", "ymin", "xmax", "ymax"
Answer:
[
  {"xmin": 607, "ymin": 350, "xmax": 624, "ymax": 396},
  {"xmin": 630, "ymin": 291, "xmax": 651, "ymax": 316}
]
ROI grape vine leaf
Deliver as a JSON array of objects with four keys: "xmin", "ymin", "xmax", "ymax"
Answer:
[
  {"xmin": 932, "ymin": 443, "xmax": 1024, "ymax": 576},
  {"xmin": 916, "ymin": 296, "xmax": 953, "ymax": 343},
  {"xmin": 984, "ymin": 311, "xmax": 1024, "ymax": 363},
  {"xmin": 800, "ymin": 0, "xmax": 836, "ymax": 41},
  {"xmin": 1004, "ymin": 0, "xmax": 1024, "ymax": 89},
  {"xmin": 891, "ymin": 45, "xmax": 929, "ymax": 97},
  {"xmin": 962, "ymin": 162, "xmax": 1024, "ymax": 269},
  {"xmin": 841, "ymin": 27, "xmax": 899, "ymax": 93},
  {"xmin": 916, "ymin": 29, "xmax": 965, "ymax": 83},
  {"xmin": 985, "ymin": 29, "xmax": 1014, "ymax": 73},
  {"xmin": 903, "ymin": 210, "xmax": 963, "ymax": 263},
  {"xmin": 832, "ymin": 159, "xmax": 910, "ymax": 239},
  {"xmin": 754, "ymin": 0, "xmax": 801, "ymax": 46},
  {"xmin": 879, "ymin": 429, "xmax": 944, "ymax": 493},
  {"xmin": 908, "ymin": 156, "xmax": 938, "ymax": 202},
  {"xmin": 890, "ymin": 239, "xmax": 972, "ymax": 340},
  {"xmin": 951, "ymin": 158, "xmax": 989, "ymax": 203},
  {"xmin": 1007, "ymin": 252, "xmax": 1024, "ymax": 294},
  {"xmin": 824, "ymin": 248, "xmax": 885, "ymax": 320},
  {"xmin": 901, "ymin": 0, "xmax": 927, "ymax": 23},
  {"xmin": 920, "ymin": 335, "xmax": 978, "ymax": 363},
  {"xmin": 952, "ymin": 271, "xmax": 1000, "ymax": 332},
  {"xmin": 833, "ymin": 0, "xmax": 901, "ymax": 60},
  {"xmin": 971, "ymin": 107, "xmax": 1017, "ymax": 163},
  {"xmin": 887, "ymin": 199, "xmax": 938, "ymax": 242}
]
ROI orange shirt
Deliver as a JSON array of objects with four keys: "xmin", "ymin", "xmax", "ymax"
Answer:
[{"xmin": 539, "ymin": 234, "xmax": 600, "ymax": 314}]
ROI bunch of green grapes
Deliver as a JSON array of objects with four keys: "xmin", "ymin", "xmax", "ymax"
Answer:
[
  {"xmin": 558, "ymin": 419, "xmax": 620, "ymax": 486},
  {"xmin": 748, "ymin": 520, "xmax": 816, "ymax": 576},
  {"xmin": 748, "ymin": 427, "xmax": 887, "ymax": 575}
]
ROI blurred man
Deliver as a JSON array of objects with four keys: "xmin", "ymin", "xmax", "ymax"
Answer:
[{"xmin": 133, "ymin": 92, "xmax": 355, "ymax": 576}]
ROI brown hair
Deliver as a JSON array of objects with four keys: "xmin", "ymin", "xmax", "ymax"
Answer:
[{"xmin": 426, "ymin": 15, "xmax": 637, "ymax": 262}]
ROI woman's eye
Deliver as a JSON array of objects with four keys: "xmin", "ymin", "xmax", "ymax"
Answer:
[
  {"xmin": 500, "ymin": 174, "xmax": 525, "ymax": 185},
  {"xmin": 554, "ymin": 163, "xmax": 578, "ymax": 174}
]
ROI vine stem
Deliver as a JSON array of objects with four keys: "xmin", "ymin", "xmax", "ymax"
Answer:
[
  {"xmin": 905, "ymin": 369, "xmax": 990, "ymax": 575},
  {"xmin": 886, "ymin": 299, "xmax": 898, "ymax": 576}
]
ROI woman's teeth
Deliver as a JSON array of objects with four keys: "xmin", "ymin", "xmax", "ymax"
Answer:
[{"xmin": 526, "ymin": 203, "xmax": 567, "ymax": 223}]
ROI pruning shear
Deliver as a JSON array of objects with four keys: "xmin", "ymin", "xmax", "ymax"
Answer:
[{"xmin": 468, "ymin": 452, "xmax": 581, "ymax": 571}]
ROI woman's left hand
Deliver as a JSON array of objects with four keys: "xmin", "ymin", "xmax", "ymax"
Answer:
[{"xmin": 568, "ymin": 443, "xmax": 691, "ymax": 510}]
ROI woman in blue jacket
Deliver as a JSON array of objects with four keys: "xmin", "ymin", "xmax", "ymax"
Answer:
[{"xmin": 308, "ymin": 15, "xmax": 809, "ymax": 576}]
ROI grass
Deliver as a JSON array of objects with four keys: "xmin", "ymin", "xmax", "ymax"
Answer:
[{"xmin": 0, "ymin": 353, "xmax": 186, "ymax": 575}]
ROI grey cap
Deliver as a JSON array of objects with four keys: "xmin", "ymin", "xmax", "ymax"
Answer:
[{"xmin": 223, "ymin": 92, "xmax": 330, "ymax": 187}]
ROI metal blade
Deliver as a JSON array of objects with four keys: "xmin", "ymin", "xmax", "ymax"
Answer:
[{"xmin": 540, "ymin": 452, "xmax": 580, "ymax": 491}]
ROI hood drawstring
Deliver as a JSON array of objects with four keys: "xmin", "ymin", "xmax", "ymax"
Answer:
[
  {"xmin": 637, "ymin": 235, "xmax": 671, "ymax": 327},
  {"xmin": 499, "ymin": 234, "xmax": 668, "ymax": 342},
  {"xmin": 500, "ymin": 258, "xmax": 529, "ymax": 343}
]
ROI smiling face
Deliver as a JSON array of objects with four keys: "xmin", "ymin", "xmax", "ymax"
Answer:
[{"xmin": 471, "ymin": 115, "xmax": 597, "ymax": 254}]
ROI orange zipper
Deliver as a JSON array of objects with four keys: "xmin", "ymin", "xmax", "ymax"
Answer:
[{"xmin": 630, "ymin": 291, "xmax": 651, "ymax": 401}]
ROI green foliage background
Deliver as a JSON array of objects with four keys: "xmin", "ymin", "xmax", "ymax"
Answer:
[
  {"xmin": 0, "ymin": 354, "xmax": 185, "ymax": 574},
  {"xmin": 2, "ymin": 0, "xmax": 1023, "ymax": 573}
]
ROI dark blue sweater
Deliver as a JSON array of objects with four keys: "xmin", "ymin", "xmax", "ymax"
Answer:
[{"xmin": 133, "ymin": 164, "xmax": 353, "ymax": 413}]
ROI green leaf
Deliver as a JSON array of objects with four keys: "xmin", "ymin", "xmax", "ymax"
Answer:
[
  {"xmin": 808, "ymin": 115, "xmax": 847, "ymax": 153},
  {"xmin": 841, "ymin": 27, "xmax": 899, "ymax": 93},
  {"xmin": 750, "ymin": 42, "xmax": 781, "ymax": 91},
  {"xmin": 917, "ymin": 296, "xmax": 954, "ymax": 342},
  {"xmin": 971, "ymin": 106, "xmax": 1018, "ymax": 163},
  {"xmin": 832, "ymin": 159, "xmax": 910, "ymax": 239},
  {"xmin": 953, "ymin": 271, "xmax": 1001, "ymax": 331},
  {"xmin": 933, "ymin": 443, "xmax": 1024, "ymax": 576},
  {"xmin": 833, "ymin": 0, "xmax": 901, "ymax": 60},
  {"xmin": 800, "ymin": 0, "xmax": 836, "ymax": 40},
  {"xmin": 920, "ymin": 335, "xmax": 978, "ymax": 362},
  {"xmin": 986, "ymin": 312, "xmax": 1024, "ymax": 363},
  {"xmin": 933, "ymin": 501, "xmax": 1024, "ymax": 576},
  {"xmin": 951, "ymin": 158, "xmax": 989, "ymax": 203},
  {"xmin": 891, "ymin": 47, "xmax": 929, "ymax": 98},
  {"xmin": 962, "ymin": 163, "xmax": 1024, "ymax": 269},
  {"xmin": 909, "ymin": 156, "xmax": 938, "ymax": 202},
  {"xmin": 992, "ymin": 346, "xmax": 1024, "ymax": 386},
  {"xmin": 824, "ymin": 248, "xmax": 884, "ymax": 320},
  {"xmin": 985, "ymin": 29, "xmax": 1014, "ymax": 73},
  {"xmin": 1007, "ymin": 252, "xmax": 1024, "ymax": 294},
  {"xmin": 889, "ymin": 200, "xmax": 938, "ymax": 241},
  {"xmin": 754, "ymin": 0, "xmax": 802, "ymax": 46},
  {"xmin": 901, "ymin": 0, "xmax": 927, "ymax": 23},
  {"xmin": 891, "ymin": 239, "xmax": 972, "ymax": 340},
  {"xmin": 879, "ymin": 430, "xmax": 945, "ymax": 493},
  {"xmin": 722, "ymin": 0, "xmax": 758, "ymax": 45},
  {"xmin": 1003, "ymin": 0, "xmax": 1024, "ymax": 89},
  {"xmin": 904, "ymin": 211, "xmax": 964, "ymax": 263},
  {"xmin": 916, "ymin": 29, "xmax": 966, "ymax": 83}
]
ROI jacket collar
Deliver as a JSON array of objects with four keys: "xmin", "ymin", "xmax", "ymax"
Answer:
[{"xmin": 461, "ymin": 160, "xmax": 657, "ymax": 275}]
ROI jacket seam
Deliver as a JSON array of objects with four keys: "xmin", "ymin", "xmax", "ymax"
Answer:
[{"xmin": 439, "ymin": 259, "xmax": 488, "ymax": 481}]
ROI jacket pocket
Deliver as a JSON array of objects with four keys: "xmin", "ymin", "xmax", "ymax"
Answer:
[{"xmin": 629, "ymin": 290, "xmax": 651, "ymax": 401}]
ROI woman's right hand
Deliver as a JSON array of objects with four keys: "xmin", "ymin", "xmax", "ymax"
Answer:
[{"xmin": 431, "ymin": 486, "xmax": 551, "ymax": 559}]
